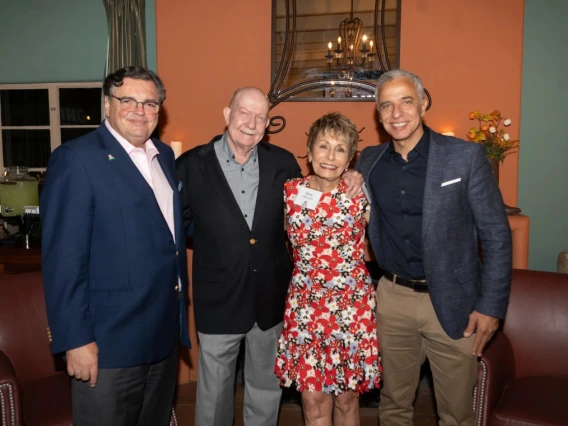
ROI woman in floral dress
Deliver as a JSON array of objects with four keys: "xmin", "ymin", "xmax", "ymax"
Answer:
[{"xmin": 275, "ymin": 112, "xmax": 381, "ymax": 426}]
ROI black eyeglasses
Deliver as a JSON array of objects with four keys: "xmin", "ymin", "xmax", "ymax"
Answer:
[{"xmin": 110, "ymin": 95, "xmax": 161, "ymax": 114}]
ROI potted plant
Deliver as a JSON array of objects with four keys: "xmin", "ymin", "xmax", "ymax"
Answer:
[{"xmin": 466, "ymin": 110, "xmax": 519, "ymax": 183}]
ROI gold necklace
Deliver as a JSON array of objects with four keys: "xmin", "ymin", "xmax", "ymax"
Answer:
[
  {"xmin": 310, "ymin": 176, "xmax": 322, "ymax": 192},
  {"xmin": 311, "ymin": 176, "xmax": 338, "ymax": 193}
]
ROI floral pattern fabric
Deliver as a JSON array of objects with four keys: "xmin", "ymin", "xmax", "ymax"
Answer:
[{"xmin": 275, "ymin": 177, "xmax": 381, "ymax": 395}]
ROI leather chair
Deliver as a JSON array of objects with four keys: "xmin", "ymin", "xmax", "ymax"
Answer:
[
  {"xmin": 0, "ymin": 271, "xmax": 72, "ymax": 426},
  {"xmin": 474, "ymin": 269, "xmax": 568, "ymax": 426}
]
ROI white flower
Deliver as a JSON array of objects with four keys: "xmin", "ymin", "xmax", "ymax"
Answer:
[
  {"xmin": 503, "ymin": 119, "xmax": 512, "ymax": 126},
  {"xmin": 489, "ymin": 126, "xmax": 497, "ymax": 134},
  {"xmin": 503, "ymin": 133, "xmax": 510, "ymax": 141}
]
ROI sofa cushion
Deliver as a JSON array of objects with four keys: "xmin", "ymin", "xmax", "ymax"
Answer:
[
  {"xmin": 491, "ymin": 376, "xmax": 568, "ymax": 426},
  {"xmin": 23, "ymin": 373, "xmax": 72, "ymax": 426}
]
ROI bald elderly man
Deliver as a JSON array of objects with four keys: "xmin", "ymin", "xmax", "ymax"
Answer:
[{"xmin": 176, "ymin": 87, "xmax": 361, "ymax": 425}]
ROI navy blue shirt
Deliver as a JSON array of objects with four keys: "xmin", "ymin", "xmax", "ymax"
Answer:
[{"xmin": 370, "ymin": 126, "xmax": 429, "ymax": 280}]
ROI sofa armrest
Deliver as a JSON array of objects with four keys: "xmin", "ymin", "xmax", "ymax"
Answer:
[
  {"xmin": 0, "ymin": 350, "xmax": 23, "ymax": 426},
  {"xmin": 475, "ymin": 331, "xmax": 516, "ymax": 426}
]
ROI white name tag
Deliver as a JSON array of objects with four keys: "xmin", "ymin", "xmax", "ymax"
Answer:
[{"xmin": 294, "ymin": 186, "xmax": 323, "ymax": 210}]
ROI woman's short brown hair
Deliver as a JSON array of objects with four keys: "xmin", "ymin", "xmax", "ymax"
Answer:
[{"xmin": 306, "ymin": 112, "xmax": 359, "ymax": 160}]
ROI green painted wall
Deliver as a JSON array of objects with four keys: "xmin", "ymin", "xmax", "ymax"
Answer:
[
  {"xmin": 146, "ymin": 0, "xmax": 157, "ymax": 72},
  {"xmin": 518, "ymin": 0, "xmax": 568, "ymax": 271},
  {"xmin": 0, "ymin": 0, "xmax": 157, "ymax": 83}
]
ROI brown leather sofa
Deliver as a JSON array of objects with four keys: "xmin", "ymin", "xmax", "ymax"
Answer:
[
  {"xmin": 0, "ymin": 271, "xmax": 72, "ymax": 426},
  {"xmin": 474, "ymin": 269, "xmax": 568, "ymax": 426}
]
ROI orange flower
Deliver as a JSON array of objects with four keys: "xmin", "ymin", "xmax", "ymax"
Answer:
[{"xmin": 466, "ymin": 110, "xmax": 519, "ymax": 162}]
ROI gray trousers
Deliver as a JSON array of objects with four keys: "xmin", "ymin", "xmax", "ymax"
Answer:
[
  {"xmin": 71, "ymin": 343, "xmax": 179, "ymax": 426},
  {"xmin": 195, "ymin": 322, "xmax": 283, "ymax": 426}
]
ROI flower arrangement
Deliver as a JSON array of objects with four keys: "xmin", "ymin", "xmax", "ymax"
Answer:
[{"xmin": 467, "ymin": 110, "xmax": 519, "ymax": 162}]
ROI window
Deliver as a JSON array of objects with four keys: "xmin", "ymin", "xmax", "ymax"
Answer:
[{"xmin": 0, "ymin": 83, "xmax": 103, "ymax": 170}]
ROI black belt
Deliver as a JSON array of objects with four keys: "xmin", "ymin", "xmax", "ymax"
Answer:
[{"xmin": 383, "ymin": 270, "xmax": 429, "ymax": 293}]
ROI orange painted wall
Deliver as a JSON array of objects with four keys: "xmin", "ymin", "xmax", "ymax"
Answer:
[
  {"xmin": 399, "ymin": 0, "xmax": 524, "ymax": 206},
  {"xmin": 156, "ymin": 0, "xmax": 525, "ymax": 381}
]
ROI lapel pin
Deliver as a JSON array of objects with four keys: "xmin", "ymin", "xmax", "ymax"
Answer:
[{"xmin": 108, "ymin": 154, "xmax": 116, "ymax": 162}]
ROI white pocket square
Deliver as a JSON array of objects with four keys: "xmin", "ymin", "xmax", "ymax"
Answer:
[
  {"xmin": 441, "ymin": 178, "xmax": 461, "ymax": 187},
  {"xmin": 178, "ymin": 181, "xmax": 183, "ymax": 192}
]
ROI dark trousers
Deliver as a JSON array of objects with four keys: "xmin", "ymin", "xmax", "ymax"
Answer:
[{"xmin": 71, "ymin": 343, "xmax": 179, "ymax": 426}]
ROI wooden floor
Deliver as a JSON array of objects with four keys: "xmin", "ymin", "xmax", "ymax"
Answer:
[{"xmin": 174, "ymin": 370, "xmax": 438, "ymax": 426}]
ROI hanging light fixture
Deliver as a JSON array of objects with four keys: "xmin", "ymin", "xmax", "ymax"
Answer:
[{"xmin": 325, "ymin": 0, "xmax": 376, "ymax": 78}]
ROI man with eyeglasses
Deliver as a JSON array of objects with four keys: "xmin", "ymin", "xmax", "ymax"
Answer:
[{"xmin": 41, "ymin": 66, "xmax": 190, "ymax": 426}]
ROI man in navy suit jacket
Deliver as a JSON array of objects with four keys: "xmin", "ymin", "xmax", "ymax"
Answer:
[
  {"xmin": 357, "ymin": 70, "xmax": 512, "ymax": 426},
  {"xmin": 41, "ymin": 67, "xmax": 190, "ymax": 426}
]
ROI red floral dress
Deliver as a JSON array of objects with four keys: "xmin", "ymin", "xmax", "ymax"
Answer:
[{"xmin": 275, "ymin": 177, "xmax": 381, "ymax": 395}]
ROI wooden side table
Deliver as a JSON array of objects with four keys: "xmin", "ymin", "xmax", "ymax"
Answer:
[{"xmin": 508, "ymin": 214, "xmax": 530, "ymax": 269}]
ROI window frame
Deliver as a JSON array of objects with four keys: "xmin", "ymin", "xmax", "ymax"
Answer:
[{"xmin": 0, "ymin": 82, "xmax": 103, "ymax": 171}]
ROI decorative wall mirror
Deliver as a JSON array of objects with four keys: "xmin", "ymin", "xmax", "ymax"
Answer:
[{"xmin": 269, "ymin": 0, "xmax": 400, "ymax": 106}]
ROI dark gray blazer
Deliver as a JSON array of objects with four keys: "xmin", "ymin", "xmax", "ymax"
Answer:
[{"xmin": 357, "ymin": 127, "xmax": 512, "ymax": 339}]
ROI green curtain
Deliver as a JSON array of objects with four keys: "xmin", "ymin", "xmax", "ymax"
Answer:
[{"xmin": 104, "ymin": 0, "xmax": 147, "ymax": 74}]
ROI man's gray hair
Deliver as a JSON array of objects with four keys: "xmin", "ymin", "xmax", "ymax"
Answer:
[{"xmin": 375, "ymin": 69, "xmax": 425, "ymax": 104}]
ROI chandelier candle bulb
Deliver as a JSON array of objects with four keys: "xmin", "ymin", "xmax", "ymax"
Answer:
[
  {"xmin": 170, "ymin": 141, "xmax": 182, "ymax": 159},
  {"xmin": 318, "ymin": 0, "xmax": 384, "ymax": 98}
]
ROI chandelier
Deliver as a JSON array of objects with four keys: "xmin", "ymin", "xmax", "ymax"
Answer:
[{"xmin": 324, "ymin": 0, "xmax": 376, "ymax": 81}]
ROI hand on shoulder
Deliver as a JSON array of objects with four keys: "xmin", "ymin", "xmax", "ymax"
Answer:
[{"xmin": 342, "ymin": 169, "xmax": 364, "ymax": 198}]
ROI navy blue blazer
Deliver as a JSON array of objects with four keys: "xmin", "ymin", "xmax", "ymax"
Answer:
[
  {"xmin": 357, "ymin": 127, "xmax": 512, "ymax": 339},
  {"xmin": 176, "ymin": 136, "xmax": 302, "ymax": 334},
  {"xmin": 41, "ymin": 123, "xmax": 191, "ymax": 369}
]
